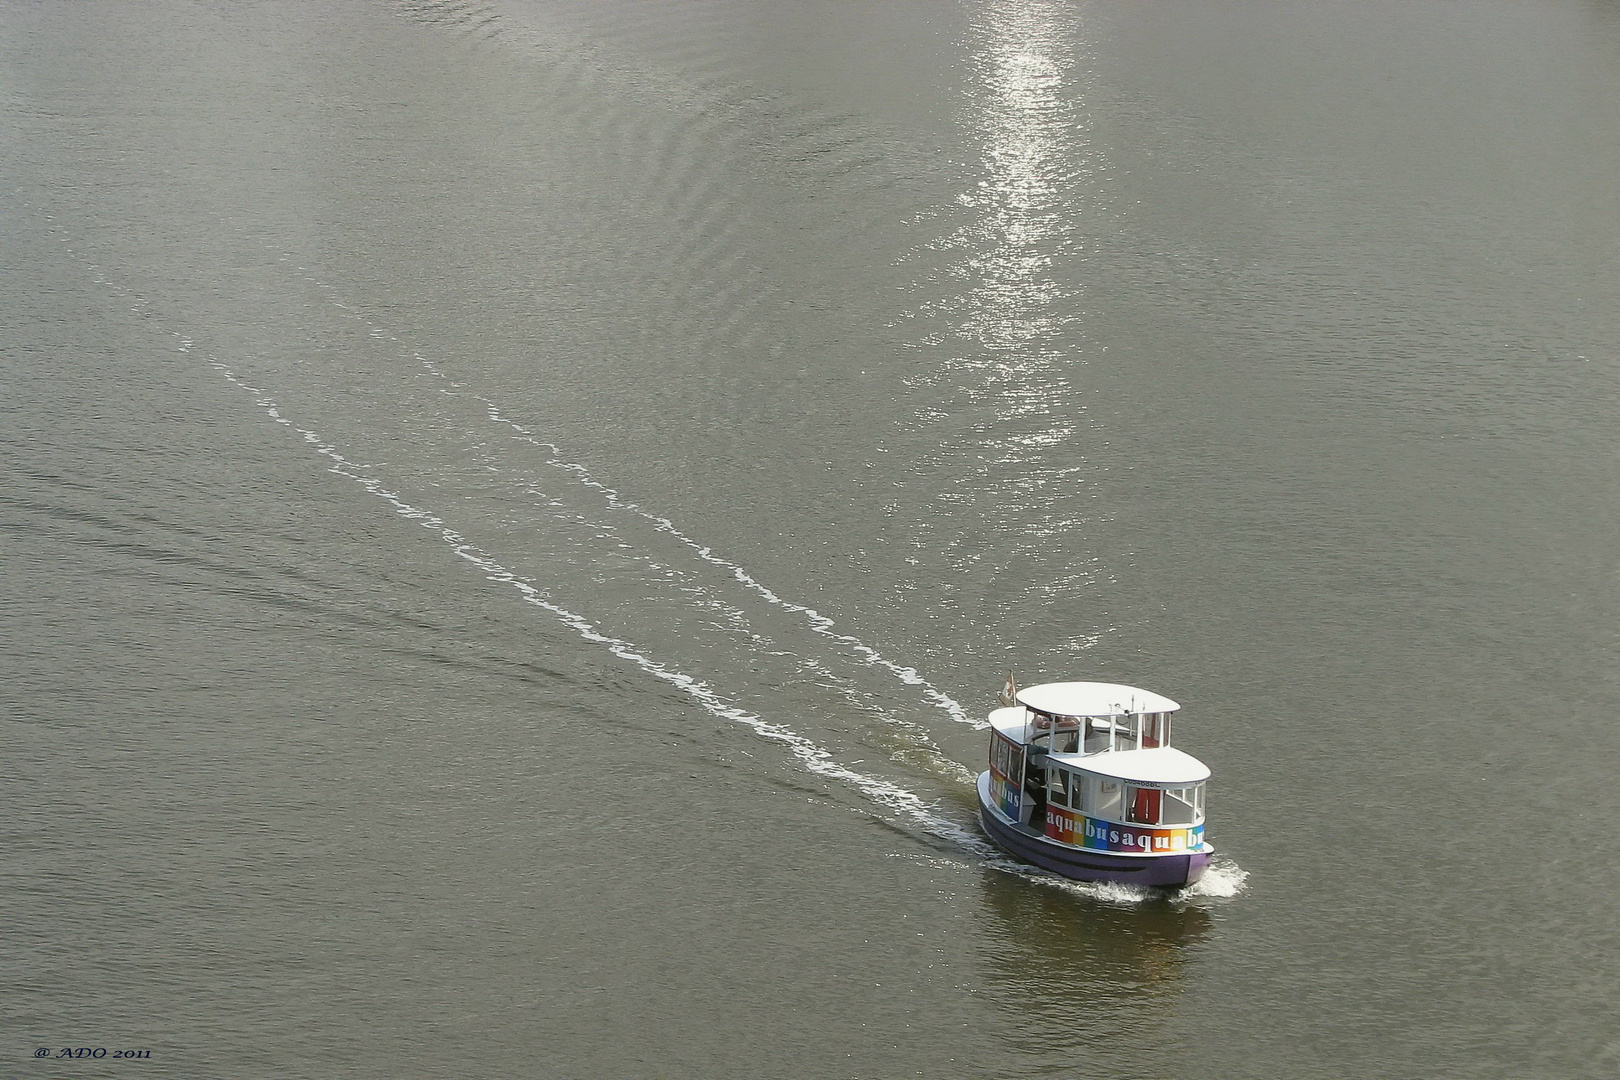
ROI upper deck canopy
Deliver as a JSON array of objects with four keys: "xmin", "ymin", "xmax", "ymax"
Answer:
[
  {"xmin": 1016, "ymin": 681, "xmax": 1180, "ymax": 718},
  {"xmin": 1048, "ymin": 746, "xmax": 1210, "ymax": 785}
]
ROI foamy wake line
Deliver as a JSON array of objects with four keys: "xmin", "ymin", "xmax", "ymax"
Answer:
[
  {"xmin": 986, "ymin": 852, "xmax": 1248, "ymax": 906},
  {"xmin": 467, "ymin": 396, "xmax": 979, "ymax": 730},
  {"xmin": 49, "ymin": 220, "xmax": 990, "ymax": 868},
  {"xmin": 197, "ymin": 351, "xmax": 980, "ymax": 848},
  {"xmin": 1179, "ymin": 857, "xmax": 1248, "ymax": 899},
  {"xmin": 239, "ymin": 244, "xmax": 978, "ymax": 731}
]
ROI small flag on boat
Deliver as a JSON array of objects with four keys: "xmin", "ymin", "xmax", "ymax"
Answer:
[{"xmin": 998, "ymin": 671, "xmax": 1018, "ymax": 707}]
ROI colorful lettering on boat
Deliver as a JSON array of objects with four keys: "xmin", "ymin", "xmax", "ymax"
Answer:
[
  {"xmin": 988, "ymin": 772, "xmax": 1020, "ymax": 821},
  {"xmin": 987, "ymin": 728, "xmax": 1024, "ymax": 821},
  {"xmin": 1044, "ymin": 806, "xmax": 1204, "ymax": 853}
]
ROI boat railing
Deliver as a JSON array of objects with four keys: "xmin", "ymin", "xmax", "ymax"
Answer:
[
  {"xmin": 1031, "ymin": 712, "xmax": 1170, "ymax": 755},
  {"xmin": 1045, "ymin": 768, "xmax": 1206, "ymax": 828}
]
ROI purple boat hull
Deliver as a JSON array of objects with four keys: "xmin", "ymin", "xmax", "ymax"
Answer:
[{"xmin": 978, "ymin": 780, "xmax": 1211, "ymax": 888}]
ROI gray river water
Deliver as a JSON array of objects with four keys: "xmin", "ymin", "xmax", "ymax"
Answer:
[{"xmin": 4, "ymin": 2, "xmax": 1619, "ymax": 1077}]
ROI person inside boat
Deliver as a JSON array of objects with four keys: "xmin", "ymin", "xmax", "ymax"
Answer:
[{"xmin": 1022, "ymin": 765, "xmax": 1048, "ymax": 830}]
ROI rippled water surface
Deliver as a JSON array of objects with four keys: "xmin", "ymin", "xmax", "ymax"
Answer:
[{"xmin": 4, "ymin": 2, "xmax": 1619, "ymax": 1077}]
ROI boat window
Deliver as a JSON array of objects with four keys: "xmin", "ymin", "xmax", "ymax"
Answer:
[
  {"xmin": 1049, "ymin": 717, "xmax": 1081, "ymax": 755},
  {"xmin": 990, "ymin": 733, "xmax": 1024, "ymax": 785},
  {"xmin": 1093, "ymin": 779, "xmax": 1122, "ymax": 820},
  {"xmin": 1160, "ymin": 786, "xmax": 1196, "ymax": 825},
  {"xmin": 1113, "ymin": 716, "xmax": 1140, "ymax": 753},
  {"xmin": 1195, "ymin": 782, "xmax": 1205, "ymax": 817},
  {"xmin": 1141, "ymin": 713, "xmax": 1163, "ymax": 748},
  {"xmin": 1127, "ymin": 785, "xmax": 1161, "ymax": 825},
  {"xmin": 1047, "ymin": 770, "xmax": 1069, "ymax": 808},
  {"xmin": 1084, "ymin": 719, "xmax": 1112, "ymax": 755},
  {"xmin": 1027, "ymin": 710, "xmax": 1054, "ymax": 755}
]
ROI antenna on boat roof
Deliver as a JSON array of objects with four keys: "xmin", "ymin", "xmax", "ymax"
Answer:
[{"xmin": 998, "ymin": 671, "xmax": 1019, "ymax": 708}]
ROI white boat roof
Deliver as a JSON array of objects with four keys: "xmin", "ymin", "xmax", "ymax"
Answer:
[
  {"xmin": 988, "ymin": 705, "xmax": 1031, "ymax": 740},
  {"xmin": 1048, "ymin": 747, "xmax": 1211, "ymax": 785},
  {"xmin": 1016, "ymin": 681, "xmax": 1180, "ymax": 717}
]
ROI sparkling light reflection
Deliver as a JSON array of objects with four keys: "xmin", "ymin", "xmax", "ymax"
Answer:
[
  {"xmin": 957, "ymin": 8, "xmax": 1082, "ymax": 359},
  {"xmin": 903, "ymin": 2, "xmax": 1109, "ymax": 593}
]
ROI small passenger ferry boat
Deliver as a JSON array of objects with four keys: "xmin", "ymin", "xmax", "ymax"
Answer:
[{"xmin": 977, "ymin": 680, "xmax": 1212, "ymax": 887}]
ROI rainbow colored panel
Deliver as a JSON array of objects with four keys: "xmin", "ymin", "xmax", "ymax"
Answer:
[
  {"xmin": 1046, "ymin": 807, "xmax": 1204, "ymax": 854},
  {"xmin": 989, "ymin": 772, "xmax": 1021, "ymax": 820}
]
